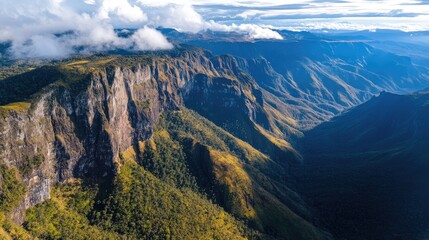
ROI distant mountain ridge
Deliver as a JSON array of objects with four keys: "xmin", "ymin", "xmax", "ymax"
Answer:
[{"xmin": 176, "ymin": 32, "xmax": 429, "ymax": 129}]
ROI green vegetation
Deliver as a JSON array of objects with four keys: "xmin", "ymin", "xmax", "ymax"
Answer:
[
  {"xmin": 64, "ymin": 60, "xmax": 90, "ymax": 66},
  {"xmin": 0, "ymin": 59, "xmax": 48, "ymax": 81},
  {"xmin": 24, "ymin": 180, "xmax": 122, "ymax": 239},
  {"xmin": 0, "ymin": 56, "xmax": 118, "ymax": 106},
  {"xmin": 184, "ymin": 93, "xmax": 300, "ymax": 164},
  {"xmin": 0, "ymin": 164, "xmax": 28, "ymax": 239},
  {"xmin": 0, "ymin": 102, "xmax": 31, "ymax": 118},
  {"xmin": 156, "ymin": 109, "xmax": 329, "ymax": 239},
  {"xmin": 53, "ymin": 68, "xmax": 91, "ymax": 94},
  {"xmin": 94, "ymin": 161, "xmax": 251, "ymax": 239},
  {"xmin": 0, "ymin": 66, "xmax": 63, "ymax": 105},
  {"xmin": 21, "ymin": 126, "xmax": 263, "ymax": 239},
  {"xmin": 19, "ymin": 154, "xmax": 44, "ymax": 175},
  {"xmin": 0, "ymin": 164, "xmax": 25, "ymax": 213},
  {"xmin": 138, "ymin": 130, "xmax": 198, "ymax": 190},
  {"xmin": 21, "ymin": 162, "xmax": 256, "ymax": 240},
  {"xmin": 0, "ymin": 102, "xmax": 31, "ymax": 113},
  {"xmin": 1, "ymin": 218, "xmax": 32, "ymax": 240},
  {"xmin": 208, "ymin": 148, "xmax": 256, "ymax": 219},
  {"xmin": 157, "ymin": 109, "xmax": 289, "ymax": 185},
  {"xmin": 159, "ymin": 109, "xmax": 270, "ymax": 164},
  {"xmin": 60, "ymin": 57, "xmax": 116, "ymax": 74}
]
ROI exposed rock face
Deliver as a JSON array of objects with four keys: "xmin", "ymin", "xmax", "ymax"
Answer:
[
  {"xmin": 0, "ymin": 48, "xmax": 297, "ymax": 222},
  {"xmin": 1, "ymin": 96, "xmax": 56, "ymax": 222}
]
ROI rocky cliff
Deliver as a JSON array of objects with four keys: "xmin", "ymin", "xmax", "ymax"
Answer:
[{"xmin": 0, "ymin": 47, "xmax": 314, "ymax": 239}]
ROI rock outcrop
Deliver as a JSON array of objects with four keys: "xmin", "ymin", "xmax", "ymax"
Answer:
[{"xmin": 0, "ymin": 47, "xmax": 300, "ymax": 223}]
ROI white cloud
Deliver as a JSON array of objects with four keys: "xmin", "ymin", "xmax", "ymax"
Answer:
[
  {"xmin": 8, "ymin": 23, "xmax": 172, "ymax": 59},
  {"xmin": 232, "ymin": 24, "xmax": 283, "ymax": 40},
  {"xmin": 271, "ymin": 15, "xmax": 429, "ymax": 32},
  {"xmin": 85, "ymin": 0, "xmax": 96, "ymax": 5},
  {"xmin": 143, "ymin": 4, "xmax": 283, "ymax": 39},
  {"xmin": 207, "ymin": 21, "xmax": 283, "ymax": 39},
  {"xmin": 132, "ymin": 27, "xmax": 173, "ymax": 50},
  {"xmin": 151, "ymin": 4, "xmax": 205, "ymax": 33},
  {"xmin": 97, "ymin": 0, "xmax": 147, "ymax": 22},
  {"xmin": 11, "ymin": 35, "xmax": 73, "ymax": 59},
  {"xmin": 0, "ymin": 0, "xmax": 286, "ymax": 59},
  {"xmin": 0, "ymin": 0, "xmax": 173, "ymax": 58}
]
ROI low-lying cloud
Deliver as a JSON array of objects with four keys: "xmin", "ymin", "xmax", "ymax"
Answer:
[
  {"xmin": 207, "ymin": 22, "xmax": 283, "ymax": 40},
  {"xmin": 131, "ymin": 27, "xmax": 174, "ymax": 50},
  {"xmin": 146, "ymin": 4, "xmax": 283, "ymax": 39},
  {"xmin": 0, "ymin": 0, "xmax": 283, "ymax": 59},
  {"xmin": 1, "ymin": 0, "xmax": 173, "ymax": 58}
]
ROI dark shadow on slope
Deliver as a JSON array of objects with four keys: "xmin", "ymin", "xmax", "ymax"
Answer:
[{"xmin": 298, "ymin": 92, "xmax": 429, "ymax": 240}]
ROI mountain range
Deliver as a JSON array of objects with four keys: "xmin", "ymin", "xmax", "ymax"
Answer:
[{"xmin": 0, "ymin": 30, "xmax": 429, "ymax": 239}]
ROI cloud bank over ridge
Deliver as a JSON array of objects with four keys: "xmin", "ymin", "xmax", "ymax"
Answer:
[{"xmin": 0, "ymin": 0, "xmax": 282, "ymax": 58}]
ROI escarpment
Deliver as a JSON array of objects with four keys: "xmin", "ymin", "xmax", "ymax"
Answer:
[{"xmin": 0, "ymin": 48, "xmax": 303, "ymax": 225}]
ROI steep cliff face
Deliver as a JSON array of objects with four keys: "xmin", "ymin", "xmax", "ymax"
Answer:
[
  {"xmin": 1, "ymin": 99, "xmax": 56, "ymax": 223},
  {"xmin": 0, "ymin": 47, "xmax": 305, "ymax": 234},
  {"xmin": 0, "ymin": 53, "xmax": 173, "ymax": 221}
]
